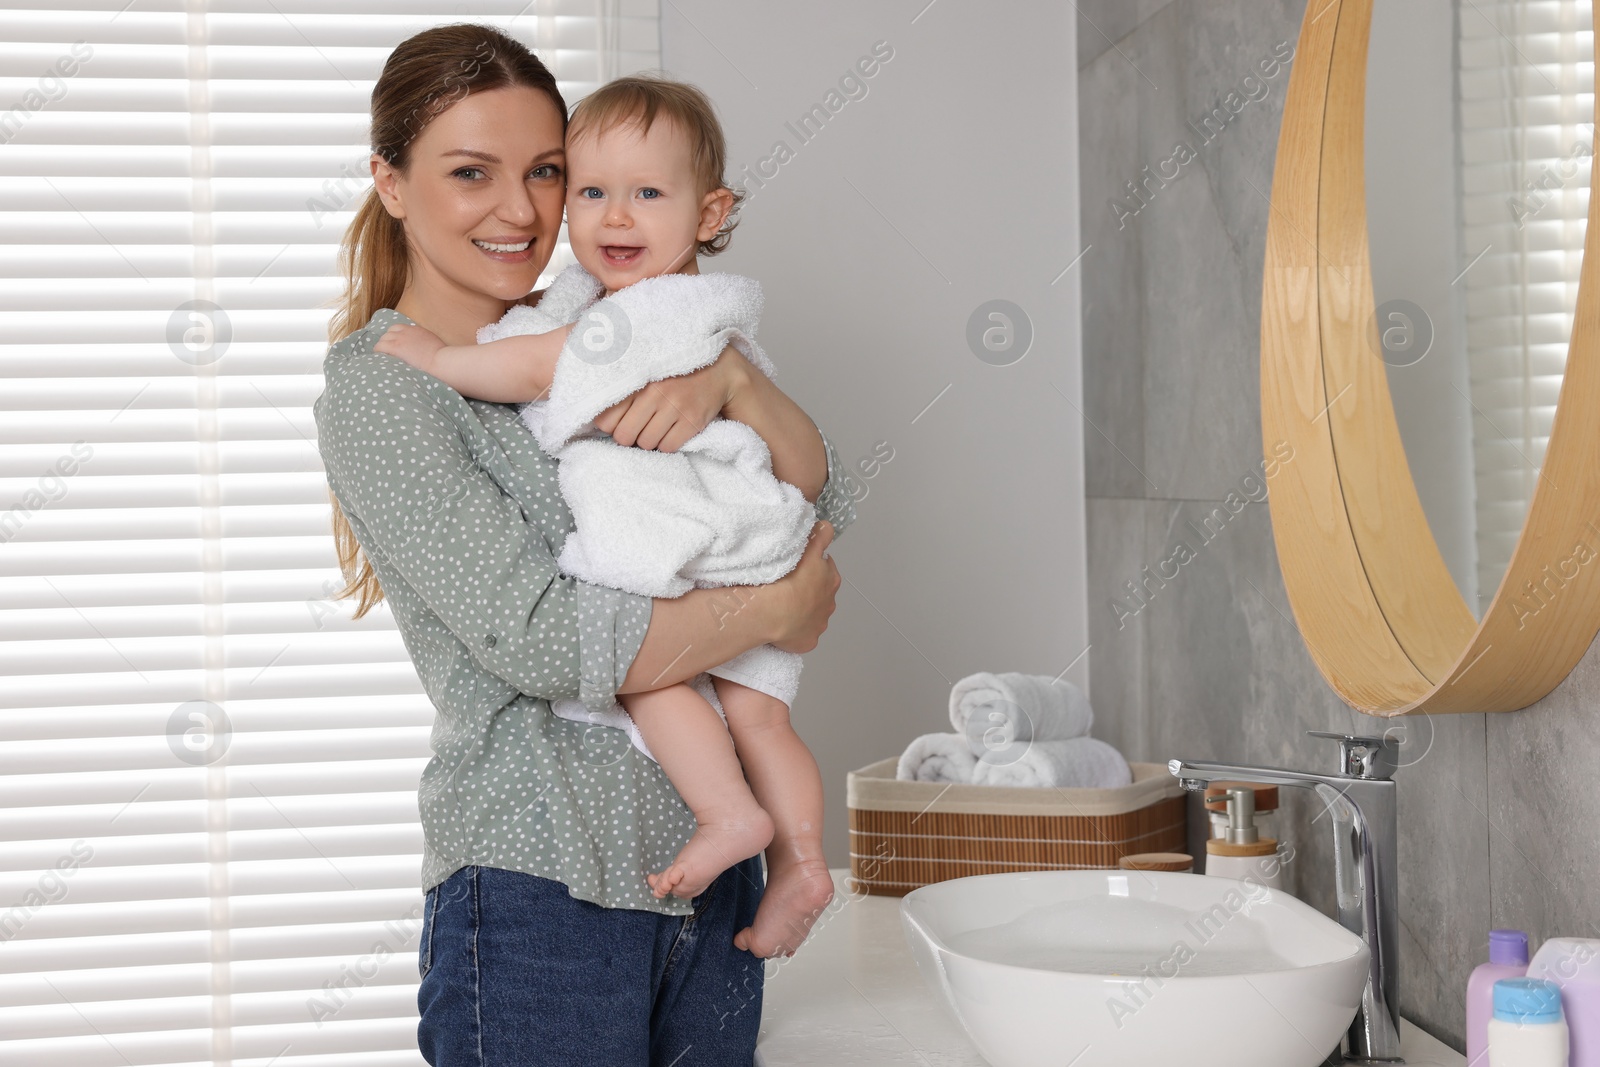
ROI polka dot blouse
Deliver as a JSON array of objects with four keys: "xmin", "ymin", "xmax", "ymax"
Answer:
[{"xmin": 312, "ymin": 307, "xmax": 858, "ymax": 915}]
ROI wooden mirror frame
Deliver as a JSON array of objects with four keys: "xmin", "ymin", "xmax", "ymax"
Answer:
[{"xmin": 1261, "ymin": 0, "xmax": 1600, "ymax": 715}]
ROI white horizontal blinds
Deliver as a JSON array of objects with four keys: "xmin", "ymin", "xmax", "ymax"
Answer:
[
  {"xmin": 1457, "ymin": 0, "xmax": 1593, "ymax": 598},
  {"xmin": 0, "ymin": 3, "xmax": 658, "ymax": 1065}
]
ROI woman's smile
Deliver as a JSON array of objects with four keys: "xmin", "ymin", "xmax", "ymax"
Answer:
[
  {"xmin": 472, "ymin": 234, "xmax": 537, "ymax": 262},
  {"xmin": 374, "ymin": 83, "xmax": 567, "ymax": 340}
]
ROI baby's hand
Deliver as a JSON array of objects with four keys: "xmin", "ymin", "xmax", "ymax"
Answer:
[{"xmin": 375, "ymin": 323, "xmax": 446, "ymax": 374}]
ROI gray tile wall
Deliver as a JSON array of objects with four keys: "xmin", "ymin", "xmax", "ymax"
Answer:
[{"xmin": 1077, "ymin": 0, "xmax": 1599, "ymax": 1051}]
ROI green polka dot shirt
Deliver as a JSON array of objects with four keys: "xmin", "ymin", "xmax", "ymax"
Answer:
[{"xmin": 312, "ymin": 307, "xmax": 858, "ymax": 915}]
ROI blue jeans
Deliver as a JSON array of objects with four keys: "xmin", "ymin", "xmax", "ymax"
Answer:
[{"xmin": 417, "ymin": 859, "xmax": 766, "ymax": 1065}]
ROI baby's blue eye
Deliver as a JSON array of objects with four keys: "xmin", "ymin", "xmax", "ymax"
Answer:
[
  {"xmin": 639, "ymin": 188, "xmax": 660, "ymax": 199},
  {"xmin": 579, "ymin": 187, "xmax": 603, "ymax": 199}
]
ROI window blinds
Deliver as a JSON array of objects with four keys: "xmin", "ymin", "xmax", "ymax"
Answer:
[
  {"xmin": 0, "ymin": 3, "xmax": 659, "ymax": 1064},
  {"xmin": 1457, "ymin": 0, "xmax": 1593, "ymax": 599}
]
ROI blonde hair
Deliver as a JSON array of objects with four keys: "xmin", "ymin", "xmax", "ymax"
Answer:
[
  {"xmin": 326, "ymin": 24, "xmax": 566, "ymax": 618},
  {"xmin": 567, "ymin": 72, "xmax": 746, "ymax": 255}
]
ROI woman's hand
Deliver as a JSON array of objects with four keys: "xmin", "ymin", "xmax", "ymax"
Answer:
[
  {"xmin": 766, "ymin": 521, "xmax": 840, "ymax": 654},
  {"xmin": 593, "ymin": 342, "xmax": 751, "ymax": 451}
]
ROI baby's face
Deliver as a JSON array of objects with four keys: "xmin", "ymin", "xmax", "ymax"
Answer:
[{"xmin": 564, "ymin": 115, "xmax": 722, "ymax": 292}]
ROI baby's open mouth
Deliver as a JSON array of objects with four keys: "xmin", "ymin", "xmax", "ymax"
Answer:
[{"xmin": 602, "ymin": 245, "xmax": 643, "ymax": 265}]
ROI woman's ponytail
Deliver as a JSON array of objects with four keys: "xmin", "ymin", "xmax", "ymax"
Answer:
[
  {"xmin": 323, "ymin": 23, "xmax": 565, "ymax": 618},
  {"xmin": 328, "ymin": 190, "xmax": 407, "ymax": 348}
]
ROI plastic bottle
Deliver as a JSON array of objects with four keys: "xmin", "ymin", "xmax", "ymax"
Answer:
[
  {"xmin": 1529, "ymin": 937, "xmax": 1600, "ymax": 1067},
  {"xmin": 1488, "ymin": 977, "xmax": 1568, "ymax": 1066},
  {"xmin": 1469, "ymin": 930, "xmax": 1531, "ymax": 1065}
]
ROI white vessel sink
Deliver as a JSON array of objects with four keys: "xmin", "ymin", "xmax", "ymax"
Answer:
[{"xmin": 900, "ymin": 870, "xmax": 1370, "ymax": 1067}]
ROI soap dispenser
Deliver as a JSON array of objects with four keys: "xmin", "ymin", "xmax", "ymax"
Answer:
[{"xmin": 1203, "ymin": 787, "xmax": 1285, "ymax": 891}]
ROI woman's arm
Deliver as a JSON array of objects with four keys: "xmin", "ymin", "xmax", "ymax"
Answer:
[
  {"xmin": 316, "ymin": 357, "xmax": 647, "ymax": 714},
  {"xmin": 618, "ymin": 520, "xmax": 839, "ymax": 693},
  {"xmin": 320, "ymin": 343, "xmax": 851, "ymax": 721},
  {"xmin": 718, "ymin": 354, "xmax": 827, "ymax": 503},
  {"xmin": 374, "ymin": 322, "xmax": 571, "ymax": 404}
]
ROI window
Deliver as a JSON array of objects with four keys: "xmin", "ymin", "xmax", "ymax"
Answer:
[
  {"xmin": 1457, "ymin": 0, "xmax": 1593, "ymax": 598},
  {"xmin": 0, "ymin": 3, "xmax": 659, "ymax": 1062}
]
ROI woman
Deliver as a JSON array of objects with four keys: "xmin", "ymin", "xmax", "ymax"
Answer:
[{"xmin": 311, "ymin": 23, "xmax": 856, "ymax": 1066}]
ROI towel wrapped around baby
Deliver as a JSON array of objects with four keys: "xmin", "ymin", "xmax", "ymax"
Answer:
[{"xmin": 478, "ymin": 264, "xmax": 816, "ymax": 762}]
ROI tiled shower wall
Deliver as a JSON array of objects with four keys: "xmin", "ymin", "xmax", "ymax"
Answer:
[{"xmin": 1076, "ymin": 0, "xmax": 1600, "ymax": 1049}]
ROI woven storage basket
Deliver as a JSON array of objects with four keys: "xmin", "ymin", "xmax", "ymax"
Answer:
[{"xmin": 846, "ymin": 756, "xmax": 1187, "ymax": 896}]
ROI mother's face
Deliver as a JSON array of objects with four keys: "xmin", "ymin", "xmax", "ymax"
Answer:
[{"xmin": 373, "ymin": 85, "xmax": 566, "ymax": 305}]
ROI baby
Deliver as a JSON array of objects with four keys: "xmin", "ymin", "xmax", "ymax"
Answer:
[{"xmin": 375, "ymin": 74, "xmax": 835, "ymax": 959}]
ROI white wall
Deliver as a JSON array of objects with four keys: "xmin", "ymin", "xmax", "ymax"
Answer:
[
  {"xmin": 1366, "ymin": 0, "xmax": 1480, "ymax": 610},
  {"xmin": 661, "ymin": 2, "xmax": 1087, "ymax": 868}
]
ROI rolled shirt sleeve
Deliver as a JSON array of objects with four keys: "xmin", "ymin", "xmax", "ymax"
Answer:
[
  {"xmin": 813, "ymin": 431, "xmax": 859, "ymax": 541},
  {"xmin": 574, "ymin": 580, "xmax": 652, "ymax": 716},
  {"xmin": 317, "ymin": 351, "xmax": 652, "ymax": 712}
]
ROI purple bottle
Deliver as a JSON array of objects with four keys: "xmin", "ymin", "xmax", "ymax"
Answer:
[
  {"xmin": 1530, "ymin": 937, "xmax": 1600, "ymax": 1067},
  {"xmin": 1469, "ymin": 930, "xmax": 1530, "ymax": 1065}
]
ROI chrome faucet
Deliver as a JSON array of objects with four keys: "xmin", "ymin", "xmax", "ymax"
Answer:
[{"xmin": 1169, "ymin": 731, "xmax": 1402, "ymax": 1065}]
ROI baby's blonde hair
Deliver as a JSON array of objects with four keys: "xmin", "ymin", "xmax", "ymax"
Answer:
[{"xmin": 568, "ymin": 72, "xmax": 745, "ymax": 255}]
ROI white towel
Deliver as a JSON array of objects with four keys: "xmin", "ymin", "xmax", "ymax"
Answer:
[
  {"xmin": 704, "ymin": 641, "xmax": 804, "ymax": 707},
  {"xmin": 485, "ymin": 264, "xmax": 778, "ymax": 454},
  {"xmin": 481, "ymin": 264, "xmax": 817, "ymax": 600},
  {"xmin": 970, "ymin": 736, "xmax": 1133, "ymax": 789},
  {"xmin": 949, "ymin": 672, "xmax": 1094, "ymax": 761},
  {"xmin": 480, "ymin": 264, "xmax": 813, "ymax": 764},
  {"xmin": 896, "ymin": 732, "xmax": 980, "ymax": 783}
]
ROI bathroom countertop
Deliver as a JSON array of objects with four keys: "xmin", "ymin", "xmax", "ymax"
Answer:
[{"xmin": 755, "ymin": 868, "xmax": 1467, "ymax": 1066}]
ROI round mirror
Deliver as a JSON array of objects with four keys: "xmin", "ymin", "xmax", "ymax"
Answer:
[
  {"xmin": 1259, "ymin": 0, "xmax": 1600, "ymax": 715},
  {"xmin": 1367, "ymin": 0, "xmax": 1593, "ymax": 618}
]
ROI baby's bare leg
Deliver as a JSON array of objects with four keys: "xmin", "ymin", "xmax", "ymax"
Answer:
[
  {"xmin": 620, "ymin": 682, "xmax": 774, "ymax": 900},
  {"xmin": 710, "ymin": 677, "xmax": 836, "ymax": 959}
]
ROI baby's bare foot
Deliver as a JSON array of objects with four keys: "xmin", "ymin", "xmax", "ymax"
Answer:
[
  {"xmin": 648, "ymin": 807, "xmax": 774, "ymax": 900},
  {"xmin": 734, "ymin": 858, "xmax": 836, "ymax": 958}
]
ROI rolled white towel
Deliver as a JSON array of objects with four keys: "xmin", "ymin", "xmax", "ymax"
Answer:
[
  {"xmin": 970, "ymin": 736, "xmax": 1133, "ymax": 790},
  {"xmin": 896, "ymin": 732, "xmax": 979, "ymax": 783},
  {"xmin": 950, "ymin": 672, "xmax": 1094, "ymax": 761}
]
